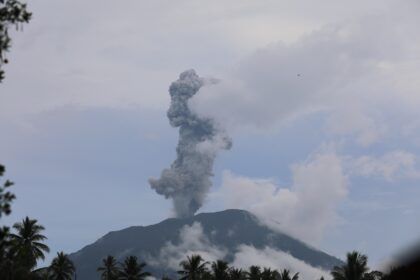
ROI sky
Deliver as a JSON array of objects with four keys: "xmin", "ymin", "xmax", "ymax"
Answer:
[{"xmin": 1, "ymin": 0, "xmax": 420, "ymax": 270}]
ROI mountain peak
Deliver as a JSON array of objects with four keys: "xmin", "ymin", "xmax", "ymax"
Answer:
[{"xmin": 70, "ymin": 209, "xmax": 342, "ymax": 279}]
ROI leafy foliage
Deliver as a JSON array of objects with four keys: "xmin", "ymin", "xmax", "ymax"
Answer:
[
  {"xmin": 9, "ymin": 216, "xmax": 50, "ymax": 269},
  {"xmin": 0, "ymin": 164, "xmax": 15, "ymax": 218},
  {"xmin": 97, "ymin": 255, "xmax": 119, "ymax": 280},
  {"xmin": 331, "ymin": 251, "xmax": 382, "ymax": 280},
  {"xmin": 118, "ymin": 255, "xmax": 151, "ymax": 280},
  {"xmin": 49, "ymin": 251, "xmax": 76, "ymax": 280},
  {"xmin": 278, "ymin": 269, "xmax": 299, "ymax": 280},
  {"xmin": 177, "ymin": 254, "xmax": 209, "ymax": 280},
  {"xmin": 0, "ymin": 0, "xmax": 31, "ymax": 82}
]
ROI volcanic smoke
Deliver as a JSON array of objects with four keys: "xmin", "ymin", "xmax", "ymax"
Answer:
[{"xmin": 149, "ymin": 70, "xmax": 231, "ymax": 218}]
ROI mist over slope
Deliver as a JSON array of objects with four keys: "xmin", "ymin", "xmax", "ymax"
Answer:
[{"xmin": 69, "ymin": 209, "xmax": 342, "ymax": 279}]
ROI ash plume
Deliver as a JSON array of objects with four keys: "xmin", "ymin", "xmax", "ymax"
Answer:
[{"xmin": 149, "ymin": 70, "xmax": 231, "ymax": 218}]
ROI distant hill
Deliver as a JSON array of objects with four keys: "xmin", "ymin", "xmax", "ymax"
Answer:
[{"xmin": 69, "ymin": 209, "xmax": 342, "ymax": 279}]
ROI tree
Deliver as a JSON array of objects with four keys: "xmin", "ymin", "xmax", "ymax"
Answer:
[
  {"xmin": 9, "ymin": 216, "xmax": 49, "ymax": 271},
  {"xmin": 49, "ymin": 251, "xmax": 76, "ymax": 280},
  {"xmin": 0, "ymin": 1, "xmax": 33, "ymax": 276},
  {"xmin": 119, "ymin": 255, "xmax": 151, "ymax": 280},
  {"xmin": 0, "ymin": 164, "xmax": 14, "ymax": 218},
  {"xmin": 278, "ymin": 269, "xmax": 299, "ymax": 280},
  {"xmin": 229, "ymin": 267, "xmax": 246, "ymax": 280},
  {"xmin": 331, "ymin": 251, "xmax": 370, "ymax": 280},
  {"xmin": 178, "ymin": 254, "xmax": 209, "ymax": 280},
  {"xmin": 0, "ymin": 164, "xmax": 15, "ymax": 278},
  {"xmin": 0, "ymin": 0, "xmax": 31, "ymax": 82},
  {"xmin": 246, "ymin": 265, "xmax": 262, "ymax": 280},
  {"xmin": 261, "ymin": 267, "xmax": 280, "ymax": 280},
  {"xmin": 97, "ymin": 255, "xmax": 120, "ymax": 280},
  {"xmin": 211, "ymin": 260, "xmax": 230, "ymax": 280}
]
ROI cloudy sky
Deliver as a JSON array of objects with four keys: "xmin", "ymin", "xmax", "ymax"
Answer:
[{"xmin": 1, "ymin": 0, "xmax": 420, "ymax": 269}]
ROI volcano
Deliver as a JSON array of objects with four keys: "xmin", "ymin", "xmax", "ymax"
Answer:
[{"xmin": 69, "ymin": 209, "xmax": 342, "ymax": 279}]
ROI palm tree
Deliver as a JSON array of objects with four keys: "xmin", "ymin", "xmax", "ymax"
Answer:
[
  {"xmin": 97, "ymin": 255, "xmax": 119, "ymax": 280},
  {"xmin": 331, "ymin": 251, "xmax": 369, "ymax": 280},
  {"xmin": 261, "ymin": 267, "xmax": 280, "ymax": 280},
  {"xmin": 119, "ymin": 255, "xmax": 151, "ymax": 280},
  {"xmin": 246, "ymin": 265, "xmax": 262, "ymax": 280},
  {"xmin": 49, "ymin": 251, "xmax": 76, "ymax": 280},
  {"xmin": 211, "ymin": 260, "xmax": 230, "ymax": 280},
  {"xmin": 9, "ymin": 216, "xmax": 49, "ymax": 270},
  {"xmin": 278, "ymin": 269, "xmax": 299, "ymax": 280},
  {"xmin": 177, "ymin": 254, "xmax": 209, "ymax": 280},
  {"xmin": 228, "ymin": 268, "xmax": 246, "ymax": 280}
]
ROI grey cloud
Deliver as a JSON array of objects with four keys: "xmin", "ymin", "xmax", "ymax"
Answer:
[
  {"xmin": 190, "ymin": 9, "xmax": 420, "ymax": 146},
  {"xmin": 345, "ymin": 151, "xmax": 420, "ymax": 180}
]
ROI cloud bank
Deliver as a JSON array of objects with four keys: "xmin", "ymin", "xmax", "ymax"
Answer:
[
  {"xmin": 190, "ymin": 9, "xmax": 420, "ymax": 147},
  {"xmin": 232, "ymin": 245, "xmax": 329, "ymax": 280},
  {"xmin": 150, "ymin": 222, "xmax": 328, "ymax": 279},
  {"xmin": 215, "ymin": 150, "xmax": 347, "ymax": 245},
  {"xmin": 150, "ymin": 222, "xmax": 227, "ymax": 270}
]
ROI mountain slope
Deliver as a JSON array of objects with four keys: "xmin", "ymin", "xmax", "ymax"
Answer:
[{"xmin": 69, "ymin": 209, "xmax": 342, "ymax": 279}]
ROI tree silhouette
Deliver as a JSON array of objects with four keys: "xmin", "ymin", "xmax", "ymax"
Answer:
[
  {"xmin": 9, "ymin": 216, "xmax": 49, "ymax": 271},
  {"xmin": 178, "ymin": 254, "xmax": 209, "ymax": 280},
  {"xmin": 0, "ymin": 164, "xmax": 15, "ymax": 279},
  {"xmin": 260, "ymin": 267, "xmax": 279, "ymax": 280},
  {"xmin": 0, "ymin": 164, "xmax": 14, "ymax": 218},
  {"xmin": 331, "ymin": 251, "xmax": 370, "ymax": 280},
  {"xmin": 49, "ymin": 251, "xmax": 76, "ymax": 280},
  {"xmin": 97, "ymin": 255, "xmax": 120, "ymax": 280},
  {"xmin": 228, "ymin": 267, "xmax": 246, "ymax": 280},
  {"xmin": 278, "ymin": 269, "xmax": 299, "ymax": 280},
  {"xmin": 119, "ymin": 255, "xmax": 151, "ymax": 280},
  {"xmin": 0, "ymin": 0, "xmax": 31, "ymax": 82},
  {"xmin": 211, "ymin": 259, "xmax": 230, "ymax": 280},
  {"xmin": 246, "ymin": 265, "xmax": 262, "ymax": 280}
]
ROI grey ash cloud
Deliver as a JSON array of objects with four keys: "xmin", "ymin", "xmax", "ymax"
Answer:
[{"xmin": 149, "ymin": 70, "xmax": 231, "ymax": 217}]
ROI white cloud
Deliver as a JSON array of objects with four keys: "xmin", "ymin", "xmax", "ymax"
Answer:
[
  {"xmin": 325, "ymin": 108, "xmax": 387, "ymax": 147},
  {"xmin": 232, "ymin": 245, "xmax": 330, "ymax": 280},
  {"xmin": 149, "ymin": 222, "xmax": 226, "ymax": 270},
  {"xmin": 216, "ymin": 150, "xmax": 348, "ymax": 245},
  {"xmin": 346, "ymin": 151, "xmax": 420, "ymax": 180},
  {"xmin": 148, "ymin": 221, "xmax": 332, "ymax": 279}
]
